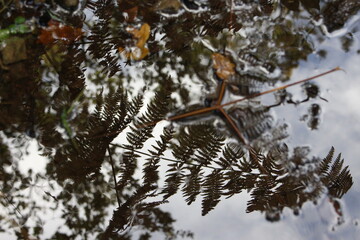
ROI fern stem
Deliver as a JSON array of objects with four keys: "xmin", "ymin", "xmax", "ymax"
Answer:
[
  {"xmin": 111, "ymin": 143, "xmax": 223, "ymax": 171},
  {"xmin": 108, "ymin": 147, "xmax": 121, "ymax": 208},
  {"xmin": 216, "ymin": 79, "xmax": 227, "ymax": 105}
]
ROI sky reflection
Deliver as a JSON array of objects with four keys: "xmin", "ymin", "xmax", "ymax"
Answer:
[{"xmin": 161, "ymin": 17, "xmax": 360, "ymax": 240}]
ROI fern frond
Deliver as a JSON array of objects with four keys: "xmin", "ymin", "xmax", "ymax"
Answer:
[
  {"xmin": 318, "ymin": 146, "xmax": 335, "ymax": 176},
  {"xmin": 162, "ymin": 162, "xmax": 185, "ymax": 199},
  {"xmin": 58, "ymin": 46, "xmax": 86, "ymax": 101},
  {"xmin": 326, "ymin": 153, "xmax": 343, "ymax": 183},
  {"xmin": 87, "ymin": 0, "xmax": 121, "ymax": 77},
  {"xmin": 126, "ymin": 125, "xmax": 155, "ymax": 149},
  {"xmin": 143, "ymin": 126, "xmax": 174, "ymax": 186},
  {"xmin": 318, "ymin": 150, "xmax": 353, "ymax": 198},
  {"xmin": 262, "ymin": 151, "xmax": 284, "ymax": 175},
  {"xmin": 246, "ymin": 175, "xmax": 275, "ymax": 213},
  {"xmin": 126, "ymin": 85, "xmax": 172, "ymax": 149},
  {"xmin": 126, "ymin": 94, "xmax": 144, "ymax": 118},
  {"xmin": 201, "ymin": 169, "xmax": 224, "ymax": 215},
  {"xmin": 116, "ymin": 150, "xmax": 140, "ymax": 191},
  {"xmin": 171, "ymin": 124, "xmax": 224, "ymax": 166},
  {"xmin": 137, "ymin": 91, "xmax": 172, "ymax": 125},
  {"xmin": 101, "ymin": 184, "xmax": 157, "ymax": 239},
  {"xmin": 217, "ymin": 143, "xmax": 245, "ymax": 169},
  {"xmin": 119, "ymin": 87, "xmax": 172, "ymax": 190},
  {"xmin": 53, "ymin": 87, "xmax": 135, "ymax": 181},
  {"xmin": 223, "ymin": 172, "xmax": 253, "ymax": 198},
  {"xmin": 228, "ymin": 72, "xmax": 268, "ymax": 96},
  {"xmin": 228, "ymin": 106, "xmax": 273, "ymax": 141},
  {"xmin": 193, "ymin": 127, "xmax": 225, "ymax": 166},
  {"xmin": 182, "ymin": 166, "xmax": 203, "ymax": 205},
  {"xmin": 328, "ymin": 166, "xmax": 353, "ymax": 198}
]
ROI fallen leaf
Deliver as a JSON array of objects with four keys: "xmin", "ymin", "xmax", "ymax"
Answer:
[
  {"xmin": 119, "ymin": 23, "xmax": 151, "ymax": 60},
  {"xmin": 38, "ymin": 20, "xmax": 83, "ymax": 45},
  {"xmin": 212, "ymin": 53, "xmax": 235, "ymax": 80},
  {"xmin": 127, "ymin": 23, "xmax": 150, "ymax": 48}
]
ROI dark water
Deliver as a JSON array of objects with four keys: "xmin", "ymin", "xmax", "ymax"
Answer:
[{"xmin": 0, "ymin": 1, "xmax": 359, "ymax": 239}]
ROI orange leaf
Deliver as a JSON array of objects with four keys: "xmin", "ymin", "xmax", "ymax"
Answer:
[
  {"xmin": 38, "ymin": 20, "xmax": 83, "ymax": 45},
  {"xmin": 212, "ymin": 53, "xmax": 235, "ymax": 80}
]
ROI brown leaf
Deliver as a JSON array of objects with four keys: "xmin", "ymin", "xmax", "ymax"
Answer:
[
  {"xmin": 212, "ymin": 53, "xmax": 235, "ymax": 80},
  {"xmin": 124, "ymin": 6, "xmax": 138, "ymax": 22}
]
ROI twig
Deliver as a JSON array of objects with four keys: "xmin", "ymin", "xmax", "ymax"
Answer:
[
  {"xmin": 219, "ymin": 108, "xmax": 247, "ymax": 144},
  {"xmin": 221, "ymin": 67, "xmax": 341, "ymax": 108},
  {"xmin": 0, "ymin": 0, "xmax": 14, "ymax": 14},
  {"xmin": 108, "ymin": 147, "xmax": 121, "ymax": 208}
]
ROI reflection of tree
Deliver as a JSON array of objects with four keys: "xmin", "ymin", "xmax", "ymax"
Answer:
[{"xmin": 0, "ymin": 0, "xmax": 357, "ymax": 238}]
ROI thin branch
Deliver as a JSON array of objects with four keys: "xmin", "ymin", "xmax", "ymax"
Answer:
[
  {"xmin": 218, "ymin": 107, "xmax": 247, "ymax": 145},
  {"xmin": 108, "ymin": 147, "xmax": 121, "ymax": 208},
  {"xmin": 220, "ymin": 67, "xmax": 341, "ymax": 108},
  {"xmin": 216, "ymin": 79, "xmax": 227, "ymax": 105}
]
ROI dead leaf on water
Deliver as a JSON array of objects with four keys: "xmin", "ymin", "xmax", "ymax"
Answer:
[
  {"xmin": 118, "ymin": 23, "xmax": 151, "ymax": 60},
  {"xmin": 212, "ymin": 53, "xmax": 235, "ymax": 80},
  {"xmin": 127, "ymin": 23, "xmax": 150, "ymax": 48},
  {"xmin": 38, "ymin": 20, "xmax": 83, "ymax": 45}
]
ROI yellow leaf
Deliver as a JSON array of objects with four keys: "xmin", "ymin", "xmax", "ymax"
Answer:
[
  {"xmin": 127, "ymin": 23, "xmax": 150, "ymax": 48},
  {"xmin": 120, "ymin": 23, "xmax": 151, "ymax": 61}
]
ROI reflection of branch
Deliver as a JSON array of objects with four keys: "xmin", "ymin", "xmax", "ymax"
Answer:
[
  {"xmin": 1, "ymin": 192, "xmax": 25, "ymax": 219},
  {"xmin": 139, "ymin": 67, "xmax": 341, "ymax": 143},
  {"xmin": 0, "ymin": 0, "xmax": 14, "ymax": 14},
  {"xmin": 221, "ymin": 67, "xmax": 341, "ymax": 108},
  {"xmin": 219, "ymin": 107, "xmax": 247, "ymax": 144}
]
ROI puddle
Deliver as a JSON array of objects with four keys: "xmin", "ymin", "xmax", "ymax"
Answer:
[{"xmin": 0, "ymin": 1, "xmax": 359, "ymax": 239}]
